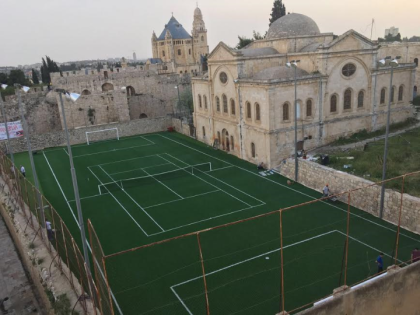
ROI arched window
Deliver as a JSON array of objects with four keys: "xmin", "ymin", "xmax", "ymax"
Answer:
[
  {"xmin": 162, "ymin": 51, "xmax": 165, "ymax": 57},
  {"xmin": 415, "ymin": 58, "xmax": 418, "ymax": 67},
  {"xmin": 283, "ymin": 103, "xmax": 289, "ymax": 121},
  {"xmin": 358, "ymin": 91, "xmax": 364, "ymax": 108},
  {"xmin": 216, "ymin": 97, "xmax": 220, "ymax": 112},
  {"xmin": 255, "ymin": 103, "xmax": 261, "ymax": 121},
  {"xmin": 246, "ymin": 102, "xmax": 251, "ymax": 119},
  {"xmin": 330, "ymin": 95, "xmax": 337, "ymax": 113},
  {"xmin": 102, "ymin": 83, "xmax": 114, "ymax": 92},
  {"xmin": 139, "ymin": 113, "xmax": 148, "ymax": 119},
  {"xmin": 198, "ymin": 94, "xmax": 202, "ymax": 108},
  {"xmin": 217, "ymin": 131, "xmax": 221, "ymax": 143},
  {"xmin": 201, "ymin": 36, "xmax": 204, "ymax": 41},
  {"xmin": 391, "ymin": 86, "xmax": 396, "ymax": 103},
  {"xmin": 230, "ymin": 99, "xmax": 236, "ymax": 115},
  {"xmin": 104, "ymin": 71, "xmax": 108, "ymax": 79},
  {"xmin": 202, "ymin": 126, "xmax": 206, "ymax": 137},
  {"xmin": 398, "ymin": 86, "xmax": 404, "ymax": 101},
  {"xmin": 222, "ymin": 94, "xmax": 228, "ymax": 113},
  {"xmin": 126, "ymin": 86, "xmax": 135, "ymax": 97},
  {"xmin": 178, "ymin": 49, "xmax": 181, "ymax": 56},
  {"xmin": 251, "ymin": 142, "xmax": 256, "ymax": 158},
  {"xmin": 380, "ymin": 88, "xmax": 386, "ymax": 104},
  {"xmin": 344, "ymin": 89, "xmax": 352, "ymax": 110},
  {"xmin": 306, "ymin": 99, "xmax": 312, "ymax": 117},
  {"xmin": 81, "ymin": 89, "xmax": 91, "ymax": 96},
  {"xmin": 414, "ymin": 86, "xmax": 418, "ymax": 97},
  {"xmin": 230, "ymin": 136, "xmax": 234, "ymax": 151},
  {"xmin": 204, "ymin": 95, "xmax": 208, "ymax": 109}
]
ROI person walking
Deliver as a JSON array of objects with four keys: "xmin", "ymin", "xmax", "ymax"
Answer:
[
  {"xmin": 376, "ymin": 253, "xmax": 384, "ymax": 273},
  {"xmin": 323, "ymin": 184, "xmax": 330, "ymax": 198},
  {"xmin": 411, "ymin": 247, "xmax": 420, "ymax": 264},
  {"xmin": 20, "ymin": 165, "xmax": 26, "ymax": 177},
  {"xmin": 45, "ymin": 220, "xmax": 54, "ymax": 241}
]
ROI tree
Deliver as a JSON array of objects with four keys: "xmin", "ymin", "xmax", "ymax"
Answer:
[
  {"xmin": 32, "ymin": 69, "xmax": 40, "ymax": 84},
  {"xmin": 269, "ymin": 0, "xmax": 286, "ymax": 26},
  {"xmin": 7, "ymin": 70, "xmax": 30, "ymax": 86},
  {"xmin": 236, "ymin": 31, "xmax": 266, "ymax": 49},
  {"xmin": 378, "ymin": 33, "xmax": 402, "ymax": 43},
  {"xmin": 0, "ymin": 73, "xmax": 7, "ymax": 84},
  {"xmin": 40, "ymin": 55, "xmax": 61, "ymax": 84}
]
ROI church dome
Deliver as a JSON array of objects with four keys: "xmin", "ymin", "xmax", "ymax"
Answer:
[
  {"xmin": 266, "ymin": 13, "xmax": 320, "ymax": 39},
  {"xmin": 194, "ymin": 7, "xmax": 202, "ymax": 17}
]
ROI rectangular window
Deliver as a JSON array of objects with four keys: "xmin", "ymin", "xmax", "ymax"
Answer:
[{"xmin": 178, "ymin": 49, "xmax": 181, "ymax": 56}]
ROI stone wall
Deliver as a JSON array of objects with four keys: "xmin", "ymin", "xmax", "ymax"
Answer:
[
  {"xmin": 0, "ymin": 117, "xmax": 173, "ymax": 153},
  {"xmin": 297, "ymin": 263, "xmax": 420, "ymax": 315},
  {"xmin": 278, "ymin": 158, "xmax": 420, "ymax": 234}
]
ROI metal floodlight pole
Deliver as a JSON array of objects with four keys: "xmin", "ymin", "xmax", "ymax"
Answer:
[
  {"xmin": 57, "ymin": 90, "xmax": 91, "ymax": 271},
  {"xmin": 0, "ymin": 87, "xmax": 14, "ymax": 165},
  {"xmin": 379, "ymin": 60, "xmax": 397, "ymax": 219},
  {"xmin": 16, "ymin": 85, "xmax": 45, "ymax": 227},
  {"xmin": 294, "ymin": 65, "xmax": 298, "ymax": 182}
]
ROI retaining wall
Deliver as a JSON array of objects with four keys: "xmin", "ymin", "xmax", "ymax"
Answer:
[{"xmin": 278, "ymin": 159, "xmax": 420, "ymax": 234}]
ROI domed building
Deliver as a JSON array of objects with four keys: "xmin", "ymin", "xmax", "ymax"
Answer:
[
  {"xmin": 192, "ymin": 13, "xmax": 418, "ymax": 169},
  {"xmin": 151, "ymin": 6, "xmax": 209, "ymax": 75}
]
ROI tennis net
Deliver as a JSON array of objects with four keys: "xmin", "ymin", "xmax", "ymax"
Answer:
[{"xmin": 98, "ymin": 162, "xmax": 212, "ymax": 194}]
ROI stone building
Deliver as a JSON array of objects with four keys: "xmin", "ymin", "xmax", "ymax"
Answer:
[
  {"xmin": 151, "ymin": 7, "xmax": 209, "ymax": 75},
  {"xmin": 192, "ymin": 13, "xmax": 419, "ymax": 169}
]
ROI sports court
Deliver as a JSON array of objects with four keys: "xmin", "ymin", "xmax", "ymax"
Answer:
[{"xmin": 27, "ymin": 131, "xmax": 420, "ymax": 314}]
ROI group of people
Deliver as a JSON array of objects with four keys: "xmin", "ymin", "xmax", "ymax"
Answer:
[{"xmin": 375, "ymin": 248, "xmax": 420, "ymax": 273}]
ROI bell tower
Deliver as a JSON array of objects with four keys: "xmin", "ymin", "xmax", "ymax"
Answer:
[{"xmin": 192, "ymin": 6, "xmax": 209, "ymax": 65}]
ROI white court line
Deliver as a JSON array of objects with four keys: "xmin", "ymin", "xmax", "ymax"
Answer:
[
  {"xmin": 108, "ymin": 163, "xmax": 171, "ymax": 176},
  {"xmin": 140, "ymin": 135, "xmax": 156, "ymax": 145},
  {"xmin": 157, "ymin": 154, "xmax": 253, "ymax": 208},
  {"xmin": 68, "ymin": 192, "xmax": 109, "ymax": 203},
  {"xmin": 73, "ymin": 143, "xmax": 153, "ymax": 158},
  {"xmin": 170, "ymin": 229, "xmax": 400, "ymax": 314},
  {"xmin": 143, "ymin": 168, "xmax": 184, "ymax": 200},
  {"xmin": 205, "ymin": 165, "xmax": 234, "ymax": 172},
  {"xmin": 334, "ymin": 230, "xmax": 404, "ymax": 263},
  {"xmin": 88, "ymin": 166, "xmax": 150, "ymax": 236},
  {"xmin": 144, "ymin": 190, "xmax": 219, "ymax": 210},
  {"xmin": 97, "ymin": 166, "xmax": 165, "ymax": 232},
  {"xmin": 43, "ymin": 152, "xmax": 124, "ymax": 314},
  {"xmin": 96, "ymin": 153, "xmax": 162, "ymax": 167},
  {"xmin": 63, "ymin": 148, "xmax": 69, "ymax": 156},
  {"xmin": 147, "ymin": 204, "xmax": 263, "ymax": 237},
  {"xmin": 165, "ymin": 153, "xmax": 266, "ymax": 205},
  {"xmin": 155, "ymin": 134, "xmax": 420, "ymax": 244}
]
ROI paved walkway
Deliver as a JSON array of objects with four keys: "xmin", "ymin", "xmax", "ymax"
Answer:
[{"xmin": 0, "ymin": 216, "xmax": 41, "ymax": 315}]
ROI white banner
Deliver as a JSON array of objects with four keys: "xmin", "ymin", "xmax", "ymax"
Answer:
[{"xmin": 0, "ymin": 121, "xmax": 24, "ymax": 140}]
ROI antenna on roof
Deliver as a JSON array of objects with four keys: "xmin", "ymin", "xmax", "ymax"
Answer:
[{"xmin": 370, "ymin": 19, "xmax": 375, "ymax": 40}]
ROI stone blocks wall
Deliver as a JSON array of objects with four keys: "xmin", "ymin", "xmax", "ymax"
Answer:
[
  {"xmin": 278, "ymin": 158, "xmax": 420, "ymax": 234},
  {"xmin": 1, "ymin": 117, "xmax": 173, "ymax": 153},
  {"xmin": 297, "ymin": 263, "xmax": 420, "ymax": 315}
]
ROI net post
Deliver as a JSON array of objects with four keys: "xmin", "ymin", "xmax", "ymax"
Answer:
[
  {"xmin": 279, "ymin": 209, "xmax": 285, "ymax": 313},
  {"xmin": 394, "ymin": 175, "xmax": 405, "ymax": 264},
  {"xmin": 197, "ymin": 232, "xmax": 210, "ymax": 315},
  {"xmin": 102, "ymin": 257, "xmax": 115, "ymax": 315},
  {"xmin": 86, "ymin": 132, "xmax": 90, "ymax": 145},
  {"xmin": 116, "ymin": 128, "xmax": 120, "ymax": 140},
  {"xmin": 344, "ymin": 192, "xmax": 351, "ymax": 285}
]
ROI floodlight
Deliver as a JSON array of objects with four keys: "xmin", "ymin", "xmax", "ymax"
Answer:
[
  {"xmin": 378, "ymin": 59, "xmax": 386, "ymax": 66},
  {"xmin": 21, "ymin": 86, "xmax": 30, "ymax": 93},
  {"xmin": 1, "ymin": 84, "xmax": 7, "ymax": 90},
  {"xmin": 390, "ymin": 59, "xmax": 399, "ymax": 66},
  {"xmin": 121, "ymin": 86, "xmax": 126, "ymax": 90},
  {"xmin": 66, "ymin": 92, "xmax": 81, "ymax": 102}
]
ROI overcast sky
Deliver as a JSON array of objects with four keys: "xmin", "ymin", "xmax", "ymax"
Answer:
[{"xmin": 1, "ymin": 0, "xmax": 419, "ymax": 67}]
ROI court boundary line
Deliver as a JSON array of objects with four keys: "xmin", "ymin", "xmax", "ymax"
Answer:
[
  {"xmin": 154, "ymin": 134, "xmax": 420, "ymax": 244},
  {"xmin": 170, "ymin": 229, "xmax": 401, "ymax": 314},
  {"xmin": 108, "ymin": 162, "xmax": 172, "ymax": 176},
  {"xmin": 144, "ymin": 190, "xmax": 219, "ymax": 210},
  {"xmin": 96, "ymin": 153, "xmax": 160, "ymax": 167},
  {"xmin": 98, "ymin": 165, "xmax": 165, "ymax": 232},
  {"xmin": 88, "ymin": 166, "xmax": 150, "ymax": 236},
  {"xmin": 42, "ymin": 152, "xmax": 124, "ymax": 314},
  {"xmin": 72, "ymin": 143, "xmax": 154, "ymax": 158},
  {"xmin": 143, "ymin": 168, "xmax": 184, "ymax": 200}
]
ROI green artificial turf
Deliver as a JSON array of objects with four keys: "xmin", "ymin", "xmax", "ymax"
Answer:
[{"xmin": 15, "ymin": 131, "xmax": 420, "ymax": 315}]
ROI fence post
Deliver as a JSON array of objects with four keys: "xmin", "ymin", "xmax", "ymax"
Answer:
[
  {"xmin": 197, "ymin": 233, "xmax": 210, "ymax": 315},
  {"xmin": 279, "ymin": 210, "xmax": 285, "ymax": 313},
  {"xmin": 344, "ymin": 193, "xmax": 351, "ymax": 285},
  {"xmin": 87, "ymin": 220, "xmax": 104, "ymax": 315},
  {"xmin": 394, "ymin": 175, "xmax": 405, "ymax": 264},
  {"xmin": 102, "ymin": 258, "xmax": 115, "ymax": 315}
]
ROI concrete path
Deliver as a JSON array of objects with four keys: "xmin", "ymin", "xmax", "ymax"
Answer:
[{"xmin": 0, "ymin": 216, "xmax": 41, "ymax": 315}]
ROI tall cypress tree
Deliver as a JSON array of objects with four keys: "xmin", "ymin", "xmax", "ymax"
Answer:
[
  {"xmin": 40, "ymin": 55, "xmax": 61, "ymax": 84},
  {"xmin": 269, "ymin": 0, "xmax": 286, "ymax": 26},
  {"xmin": 32, "ymin": 69, "xmax": 40, "ymax": 84}
]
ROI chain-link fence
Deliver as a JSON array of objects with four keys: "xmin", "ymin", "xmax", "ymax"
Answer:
[{"xmin": 0, "ymin": 151, "xmax": 101, "ymax": 314}]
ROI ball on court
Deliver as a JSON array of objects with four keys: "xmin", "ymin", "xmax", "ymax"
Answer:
[{"xmin": 265, "ymin": 257, "xmax": 270, "ymax": 260}]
